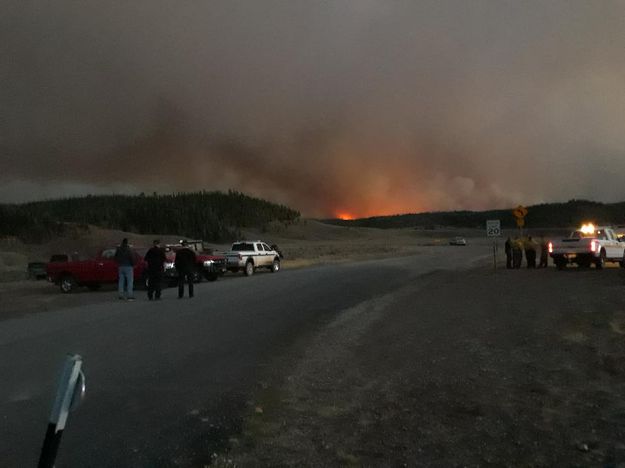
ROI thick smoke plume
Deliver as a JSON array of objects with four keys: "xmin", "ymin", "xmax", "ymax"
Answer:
[{"xmin": 2, "ymin": 1, "xmax": 625, "ymax": 217}]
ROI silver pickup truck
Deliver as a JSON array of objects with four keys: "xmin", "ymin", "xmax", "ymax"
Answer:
[
  {"xmin": 549, "ymin": 224, "xmax": 625, "ymax": 269},
  {"xmin": 225, "ymin": 241, "xmax": 281, "ymax": 276}
]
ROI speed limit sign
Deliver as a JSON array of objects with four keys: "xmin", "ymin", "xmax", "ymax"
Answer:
[{"xmin": 486, "ymin": 220, "xmax": 501, "ymax": 237}]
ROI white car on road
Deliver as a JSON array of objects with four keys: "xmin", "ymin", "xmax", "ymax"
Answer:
[{"xmin": 449, "ymin": 237, "xmax": 467, "ymax": 246}]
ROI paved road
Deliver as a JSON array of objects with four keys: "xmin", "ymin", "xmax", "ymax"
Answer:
[{"xmin": 0, "ymin": 246, "xmax": 487, "ymax": 467}]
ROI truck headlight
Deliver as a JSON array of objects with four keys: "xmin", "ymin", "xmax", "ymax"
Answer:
[
  {"xmin": 203, "ymin": 260, "xmax": 214, "ymax": 267},
  {"xmin": 164, "ymin": 262, "xmax": 175, "ymax": 270}
]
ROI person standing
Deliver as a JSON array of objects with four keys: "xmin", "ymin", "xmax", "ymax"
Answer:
[
  {"xmin": 525, "ymin": 236, "xmax": 537, "ymax": 268},
  {"xmin": 175, "ymin": 240, "xmax": 197, "ymax": 299},
  {"xmin": 538, "ymin": 236, "xmax": 549, "ymax": 268},
  {"xmin": 114, "ymin": 238, "xmax": 135, "ymax": 301},
  {"xmin": 512, "ymin": 238, "xmax": 523, "ymax": 269},
  {"xmin": 505, "ymin": 237, "xmax": 513, "ymax": 269},
  {"xmin": 144, "ymin": 239, "xmax": 167, "ymax": 300}
]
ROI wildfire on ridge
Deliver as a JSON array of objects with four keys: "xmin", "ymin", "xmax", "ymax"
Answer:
[{"xmin": 335, "ymin": 212, "xmax": 355, "ymax": 221}]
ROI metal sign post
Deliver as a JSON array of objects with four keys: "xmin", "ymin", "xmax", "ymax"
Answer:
[
  {"xmin": 486, "ymin": 220, "xmax": 502, "ymax": 269},
  {"xmin": 38, "ymin": 355, "xmax": 86, "ymax": 468}
]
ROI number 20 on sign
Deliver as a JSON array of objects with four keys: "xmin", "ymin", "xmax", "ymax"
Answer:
[{"xmin": 486, "ymin": 220, "xmax": 501, "ymax": 237}]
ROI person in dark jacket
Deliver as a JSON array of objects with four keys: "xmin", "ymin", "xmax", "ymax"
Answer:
[
  {"xmin": 144, "ymin": 239, "xmax": 167, "ymax": 300},
  {"xmin": 114, "ymin": 238, "xmax": 136, "ymax": 300},
  {"xmin": 174, "ymin": 240, "xmax": 197, "ymax": 298},
  {"xmin": 525, "ymin": 236, "xmax": 537, "ymax": 268},
  {"xmin": 512, "ymin": 238, "xmax": 523, "ymax": 269},
  {"xmin": 538, "ymin": 236, "xmax": 549, "ymax": 268},
  {"xmin": 504, "ymin": 237, "xmax": 513, "ymax": 269}
]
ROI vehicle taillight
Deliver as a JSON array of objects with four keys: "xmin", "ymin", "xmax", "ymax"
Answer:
[
  {"xmin": 590, "ymin": 240, "xmax": 596, "ymax": 252},
  {"xmin": 548, "ymin": 242, "xmax": 553, "ymax": 253}
]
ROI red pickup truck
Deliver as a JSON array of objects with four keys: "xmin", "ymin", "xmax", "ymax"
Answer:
[
  {"xmin": 163, "ymin": 240, "xmax": 227, "ymax": 283},
  {"xmin": 46, "ymin": 247, "xmax": 148, "ymax": 293}
]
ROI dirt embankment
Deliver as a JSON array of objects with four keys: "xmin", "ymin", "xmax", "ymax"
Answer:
[
  {"xmin": 215, "ymin": 267, "xmax": 625, "ymax": 467},
  {"xmin": 0, "ymin": 220, "xmax": 485, "ymax": 282},
  {"xmin": 0, "ymin": 221, "xmax": 469, "ymax": 320},
  {"xmin": 0, "ymin": 225, "xmax": 189, "ymax": 282},
  {"xmin": 2, "ymin": 217, "xmax": 559, "ymax": 283}
]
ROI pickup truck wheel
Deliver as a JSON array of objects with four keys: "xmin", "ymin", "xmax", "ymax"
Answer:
[
  {"xmin": 60, "ymin": 275, "xmax": 77, "ymax": 293},
  {"xmin": 193, "ymin": 268, "xmax": 203, "ymax": 283},
  {"xmin": 244, "ymin": 261, "xmax": 254, "ymax": 276},
  {"xmin": 595, "ymin": 250, "xmax": 606, "ymax": 269},
  {"xmin": 271, "ymin": 258, "xmax": 280, "ymax": 273},
  {"xmin": 554, "ymin": 257, "xmax": 566, "ymax": 270}
]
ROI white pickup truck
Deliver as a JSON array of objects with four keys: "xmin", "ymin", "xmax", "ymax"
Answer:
[
  {"xmin": 225, "ymin": 241, "xmax": 281, "ymax": 276},
  {"xmin": 549, "ymin": 224, "xmax": 625, "ymax": 270}
]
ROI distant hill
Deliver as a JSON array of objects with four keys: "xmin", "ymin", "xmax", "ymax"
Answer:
[
  {"xmin": 322, "ymin": 200, "xmax": 625, "ymax": 230},
  {"xmin": 0, "ymin": 190, "xmax": 300, "ymax": 242}
]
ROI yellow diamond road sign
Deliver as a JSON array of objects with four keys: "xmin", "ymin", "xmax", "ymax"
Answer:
[{"xmin": 512, "ymin": 205, "xmax": 528, "ymax": 219}]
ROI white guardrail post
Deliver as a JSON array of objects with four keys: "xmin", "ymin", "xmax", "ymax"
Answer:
[{"xmin": 38, "ymin": 354, "xmax": 86, "ymax": 468}]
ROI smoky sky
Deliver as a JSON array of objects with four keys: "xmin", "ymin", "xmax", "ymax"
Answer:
[{"xmin": 1, "ymin": 1, "xmax": 625, "ymax": 217}]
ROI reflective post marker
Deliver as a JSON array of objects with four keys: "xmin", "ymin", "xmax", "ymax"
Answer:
[{"xmin": 38, "ymin": 355, "xmax": 86, "ymax": 468}]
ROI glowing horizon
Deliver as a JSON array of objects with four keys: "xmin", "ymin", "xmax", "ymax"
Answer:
[{"xmin": 3, "ymin": 2, "xmax": 625, "ymax": 214}]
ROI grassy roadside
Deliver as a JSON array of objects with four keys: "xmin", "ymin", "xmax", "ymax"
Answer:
[{"xmin": 213, "ymin": 267, "xmax": 625, "ymax": 467}]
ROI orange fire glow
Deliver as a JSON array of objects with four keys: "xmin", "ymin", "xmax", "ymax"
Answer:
[{"xmin": 332, "ymin": 199, "xmax": 425, "ymax": 220}]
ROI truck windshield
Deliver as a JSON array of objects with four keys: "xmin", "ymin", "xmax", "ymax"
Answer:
[
  {"xmin": 232, "ymin": 243, "xmax": 255, "ymax": 251},
  {"xmin": 570, "ymin": 230, "xmax": 607, "ymax": 239},
  {"xmin": 595, "ymin": 230, "xmax": 608, "ymax": 240}
]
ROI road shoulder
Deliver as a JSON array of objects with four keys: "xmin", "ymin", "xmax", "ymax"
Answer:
[{"xmin": 215, "ymin": 267, "xmax": 625, "ymax": 466}]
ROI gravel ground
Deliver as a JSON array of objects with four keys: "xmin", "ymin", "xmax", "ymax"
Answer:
[
  {"xmin": 0, "ymin": 280, "xmax": 129, "ymax": 320},
  {"xmin": 215, "ymin": 266, "xmax": 625, "ymax": 467}
]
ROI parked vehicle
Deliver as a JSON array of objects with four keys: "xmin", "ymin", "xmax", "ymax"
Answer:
[
  {"xmin": 225, "ymin": 241, "xmax": 281, "ymax": 276},
  {"xmin": 27, "ymin": 262, "xmax": 47, "ymax": 280},
  {"xmin": 548, "ymin": 224, "xmax": 625, "ymax": 270},
  {"xmin": 46, "ymin": 248, "xmax": 147, "ymax": 293},
  {"xmin": 164, "ymin": 240, "xmax": 226, "ymax": 284},
  {"xmin": 449, "ymin": 237, "xmax": 467, "ymax": 246}
]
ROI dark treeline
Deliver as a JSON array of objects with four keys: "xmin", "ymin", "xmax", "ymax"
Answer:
[
  {"xmin": 324, "ymin": 200, "xmax": 625, "ymax": 230},
  {"xmin": 0, "ymin": 190, "xmax": 300, "ymax": 242}
]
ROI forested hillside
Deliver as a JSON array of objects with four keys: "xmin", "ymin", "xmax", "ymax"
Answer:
[
  {"xmin": 324, "ymin": 200, "xmax": 625, "ymax": 229},
  {"xmin": 0, "ymin": 191, "xmax": 300, "ymax": 242}
]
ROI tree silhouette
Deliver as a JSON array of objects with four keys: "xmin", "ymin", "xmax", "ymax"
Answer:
[{"xmin": 0, "ymin": 190, "xmax": 300, "ymax": 242}]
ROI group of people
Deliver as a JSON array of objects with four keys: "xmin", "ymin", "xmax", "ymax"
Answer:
[
  {"xmin": 114, "ymin": 238, "xmax": 197, "ymax": 301},
  {"xmin": 504, "ymin": 236, "xmax": 549, "ymax": 269}
]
